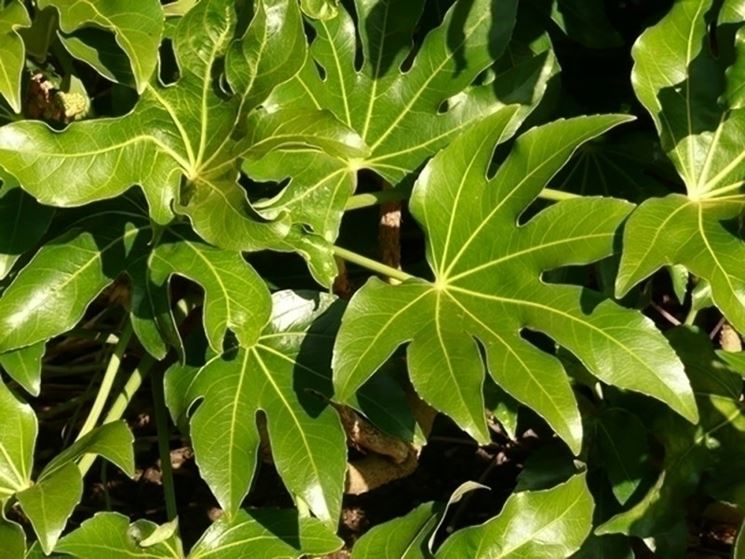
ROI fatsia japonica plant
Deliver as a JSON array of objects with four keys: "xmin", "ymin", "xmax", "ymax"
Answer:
[{"xmin": 1, "ymin": 0, "xmax": 745, "ymax": 557}]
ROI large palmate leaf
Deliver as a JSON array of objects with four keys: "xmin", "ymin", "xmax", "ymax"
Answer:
[
  {"xmin": 0, "ymin": 196, "xmax": 271, "ymax": 362},
  {"xmin": 0, "ymin": 0, "xmax": 30, "ymax": 113},
  {"xmin": 185, "ymin": 291, "xmax": 346, "ymax": 525},
  {"xmin": 246, "ymin": 0, "xmax": 556, "ymax": 243},
  {"xmin": 598, "ymin": 327, "xmax": 745, "ymax": 538},
  {"xmin": 38, "ymin": 0, "xmax": 164, "ymax": 92},
  {"xmin": 616, "ymin": 0, "xmax": 745, "ymax": 331},
  {"xmin": 437, "ymin": 475, "xmax": 593, "ymax": 558},
  {"xmin": 333, "ymin": 110, "xmax": 697, "ymax": 453},
  {"xmin": 0, "ymin": 0, "xmax": 350, "ymax": 280},
  {"xmin": 56, "ymin": 509, "xmax": 342, "ymax": 558}
]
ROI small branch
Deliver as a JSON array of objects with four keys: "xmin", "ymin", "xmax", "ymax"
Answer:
[
  {"xmin": 344, "ymin": 187, "xmax": 581, "ymax": 211},
  {"xmin": 78, "ymin": 355, "xmax": 156, "ymax": 476},
  {"xmin": 152, "ymin": 367, "xmax": 179, "ymax": 521},
  {"xmin": 332, "ymin": 245, "xmax": 414, "ymax": 283},
  {"xmin": 540, "ymin": 188, "xmax": 581, "ymax": 201},
  {"xmin": 650, "ymin": 302, "xmax": 681, "ymax": 326},
  {"xmin": 75, "ymin": 322, "xmax": 133, "ymax": 441}
]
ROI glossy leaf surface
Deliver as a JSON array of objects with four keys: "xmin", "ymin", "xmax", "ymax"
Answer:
[
  {"xmin": 38, "ymin": 0, "xmax": 164, "ymax": 92},
  {"xmin": 598, "ymin": 327, "xmax": 745, "ymax": 537},
  {"xmin": 333, "ymin": 111, "xmax": 697, "ymax": 452},
  {"xmin": 186, "ymin": 291, "xmax": 346, "ymax": 525},
  {"xmin": 0, "ymin": 0, "xmax": 310, "ymax": 263},
  {"xmin": 248, "ymin": 0, "xmax": 555, "ymax": 245},
  {"xmin": 0, "ymin": 381, "xmax": 35, "ymax": 501},
  {"xmin": 617, "ymin": 0, "xmax": 745, "ymax": 331},
  {"xmin": 437, "ymin": 475, "xmax": 593, "ymax": 558},
  {"xmin": 0, "ymin": 0, "xmax": 29, "ymax": 113}
]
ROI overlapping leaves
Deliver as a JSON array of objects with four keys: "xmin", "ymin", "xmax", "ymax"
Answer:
[
  {"xmin": 0, "ymin": 0, "xmax": 361, "ymax": 285},
  {"xmin": 598, "ymin": 327, "xmax": 745, "ymax": 540},
  {"xmin": 54, "ymin": 508, "xmax": 342, "ymax": 558},
  {"xmin": 616, "ymin": 0, "xmax": 745, "ymax": 331},
  {"xmin": 0, "ymin": 379, "xmax": 134, "ymax": 553},
  {"xmin": 333, "ymin": 110, "xmax": 698, "ymax": 454},
  {"xmin": 246, "ymin": 0, "xmax": 556, "ymax": 244}
]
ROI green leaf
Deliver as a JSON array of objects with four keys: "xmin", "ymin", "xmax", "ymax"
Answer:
[
  {"xmin": 186, "ymin": 291, "xmax": 347, "ymax": 524},
  {"xmin": 0, "ymin": 185, "xmax": 55, "ymax": 281},
  {"xmin": 254, "ymin": 0, "xmax": 555, "ymax": 245},
  {"xmin": 437, "ymin": 474, "xmax": 594, "ymax": 558},
  {"xmin": 16, "ymin": 463, "xmax": 84, "ymax": 554},
  {"xmin": 38, "ymin": 0, "xmax": 164, "ymax": 93},
  {"xmin": 333, "ymin": 111, "xmax": 697, "ymax": 453},
  {"xmin": 299, "ymin": 0, "xmax": 339, "ymax": 20},
  {"xmin": 597, "ymin": 326, "xmax": 745, "ymax": 537},
  {"xmin": 56, "ymin": 512, "xmax": 182, "ymax": 558},
  {"xmin": 594, "ymin": 409, "xmax": 651, "ymax": 505},
  {"xmin": 0, "ymin": 205, "xmax": 152, "ymax": 353},
  {"xmin": 616, "ymin": 0, "xmax": 745, "ymax": 329},
  {"xmin": 16, "ymin": 422, "xmax": 134, "ymax": 554},
  {"xmin": 0, "ymin": 0, "xmax": 30, "ymax": 113},
  {"xmin": 0, "ymin": 516, "xmax": 25, "ymax": 559},
  {"xmin": 0, "ymin": 380, "xmax": 35, "ymax": 501},
  {"xmin": 350, "ymin": 481, "xmax": 487, "ymax": 559},
  {"xmin": 0, "ymin": 0, "xmax": 307, "ymax": 260},
  {"xmin": 40, "ymin": 421, "xmax": 134, "ymax": 481},
  {"xmin": 0, "ymin": 341, "xmax": 44, "ymax": 396},
  {"xmin": 148, "ymin": 227, "xmax": 272, "ymax": 351},
  {"xmin": 188, "ymin": 509, "xmax": 342, "ymax": 558},
  {"xmin": 351, "ymin": 502, "xmax": 439, "ymax": 559}
]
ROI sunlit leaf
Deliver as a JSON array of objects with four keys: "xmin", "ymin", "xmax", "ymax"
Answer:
[
  {"xmin": 334, "ymin": 111, "xmax": 697, "ymax": 453},
  {"xmin": 437, "ymin": 474, "xmax": 593, "ymax": 558},
  {"xmin": 617, "ymin": 0, "xmax": 745, "ymax": 332},
  {"xmin": 0, "ymin": 0, "xmax": 30, "ymax": 113},
  {"xmin": 186, "ymin": 291, "xmax": 346, "ymax": 525}
]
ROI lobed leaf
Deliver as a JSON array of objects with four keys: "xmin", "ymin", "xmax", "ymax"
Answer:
[
  {"xmin": 617, "ymin": 0, "xmax": 745, "ymax": 327},
  {"xmin": 186, "ymin": 291, "xmax": 347, "ymax": 525},
  {"xmin": 334, "ymin": 111, "xmax": 697, "ymax": 453},
  {"xmin": 0, "ymin": 0, "xmax": 327, "ymax": 278},
  {"xmin": 248, "ymin": 0, "xmax": 556, "ymax": 247},
  {"xmin": 39, "ymin": 0, "xmax": 164, "ymax": 92}
]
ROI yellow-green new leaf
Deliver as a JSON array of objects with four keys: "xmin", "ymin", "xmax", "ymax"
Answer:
[{"xmin": 333, "ymin": 111, "xmax": 697, "ymax": 454}]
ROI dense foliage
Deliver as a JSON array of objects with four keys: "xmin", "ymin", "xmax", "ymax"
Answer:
[{"xmin": 0, "ymin": 0, "xmax": 744, "ymax": 556}]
